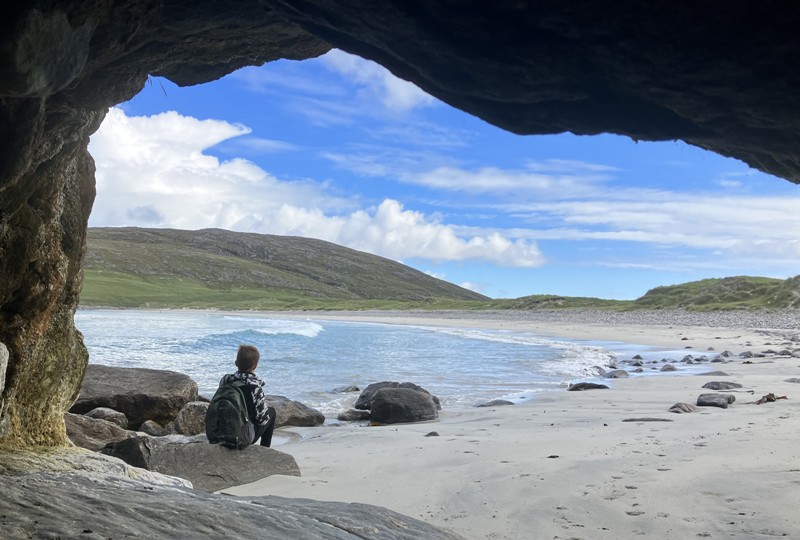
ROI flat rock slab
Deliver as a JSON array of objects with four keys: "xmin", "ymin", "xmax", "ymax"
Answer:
[
  {"xmin": 568, "ymin": 382, "xmax": 609, "ymax": 391},
  {"xmin": 785, "ymin": 378, "xmax": 800, "ymax": 384},
  {"xmin": 622, "ymin": 418, "xmax": 674, "ymax": 422},
  {"xmin": 476, "ymin": 399, "xmax": 515, "ymax": 407},
  {"xmin": 102, "ymin": 435, "xmax": 300, "ymax": 492},
  {"xmin": 702, "ymin": 381, "xmax": 743, "ymax": 390},
  {"xmin": 697, "ymin": 393, "xmax": 736, "ymax": 409},
  {"xmin": 0, "ymin": 473, "xmax": 462, "ymax": 539},
  {"xmin": 70, "ymin": 364, "xmax": 198, "ymax": 429},
  {"xmin": 696, "ymin": 371, "xmax": 730, "ymax": 377}
]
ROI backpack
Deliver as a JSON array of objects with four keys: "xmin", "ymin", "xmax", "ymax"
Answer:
[{"xmin": 205, "ymin": 377, "xmax": 255, "ymax": 449}]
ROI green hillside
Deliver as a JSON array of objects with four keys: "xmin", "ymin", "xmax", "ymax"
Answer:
[
  {"xmin": 80, "ymin": 228, "xmax": 800, "ymax": 311},
  {"xmin": 80, "ymin": 227, "xmax": 488, "ymax": 309},
  {"xmin": 633, "ymin": 275, "xmax": 800, "ymax": 310}
]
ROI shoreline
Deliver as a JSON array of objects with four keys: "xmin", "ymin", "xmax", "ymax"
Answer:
[{"xmin": 220, "ymin": 310, "xmax": 800, "ymax": 539}]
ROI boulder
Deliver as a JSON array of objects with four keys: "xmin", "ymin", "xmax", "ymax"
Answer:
[
  {"xmin": 785, "ymin": 378, "xmax": 800, "ymax": 384},
  {"xmin": 697, "ymin": 393, "xmax": 736, "ymax": 409},
  {"xmin": 660, "ymin": 364, "xmax": 677, "ymax": 372},
  {"xmin": 85, "ymin": 407, "xmax": 128, "ymax": 429},
  {"xmin": 696, "ymin": 371, "xmax": 730, "ymax": 377},
  {"xmin": 332, "ymin": 385, "xmax": 360, "ymax": 393},
  {"xmin": 102, "ymin": 435, "xmax": 300, "ymax": 492},
  {"xmin": 669, "ymin": 402, "xmax": 699, "ymax": 414},
  {"xmin": 476, "ymin": 399, "xmax": 515, "ymax": 407},
  {"xmin": 0, "ymin": 472, "xmax": 461, "ymax": 539},
  {"xmin": 70, "ymin": 365, "xmax": 198, "ymax": 429},
  {"xmin": 264, "ymin": 395, "xmax": 325, "ymax": 427},
  {"xmin": 355, "ymin": 381, "xmax": 441, "ymax": 410},
  {"xmin": 702, "ymin": 381, "xmax": 743, "ymax": 390},
  {"xmin": 603, "ymin": 369, "xmax": 630, "ymax": 379},
  {"xmin": 370, "ymin": 388, "xmax": 439, "ymax": 424},
  {"xmin": 337, "ymin": 409, "xmax": 372, "ymax": 422},
  {"xmin": 63, "ymin": 412, "xmax": 132, "ymax": 451},
  {"xmin": 567, "ymin": 382, "xmax": 610, "ymax": 391},
  {"xmin": 139, "ymin": 420, "xmax": 175, "ymax": 437},
  {"xmin": 173, "ymin": 401, "xmax": 209, "ymax": 436}
]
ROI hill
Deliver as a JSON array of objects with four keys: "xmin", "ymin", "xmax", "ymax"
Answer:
[
  {"xmin": 80, "ymin": 227, "xmax": 488, "ymax": 309},
  {"xmin": 634, "ymin": 276, "xmax": 800, "ymax": 310}
]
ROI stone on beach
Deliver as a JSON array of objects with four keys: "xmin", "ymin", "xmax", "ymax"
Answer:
[
  {"xmin": 355, "ymin": 381, "xmax": 441, "ymax": 410},
  {"xmin": 476, "ymin": 399, "xmax": 515, "ymax": 407},
  {"xmin": 702, "ymin": 381, "xmax": 743, "ymax": 390},
  {"xmin": 338, "ymin": 409, "xmax": 372, "ymax": 421},
  {"xmin": 85, "ymin": 407, "xmax": 128, "ymax": 429},
  {"xmin": 669, "ymin": 402, "xmax": 699, "ymax": 413},
  {"xmin": 333, "ymin": 384, "xmax": 360, "ymax": 393},
  {"xmin": 696, "ymin": 371, "xmax": 730, "ymax": 377},
  {"xmin": 64, "ymin": 412, "xmax": 132, "ymax": 451},
  {"xmin": 660, "ymin": 363, "xmax": 677, "ymax": 372},
  {"xmin": 697, "ymin": 393, "xmax": 736, "ymax": 408},
  {"xmin": 70, "ymin": 364, "xmax": 198, "ymax": 429},
  {"xmin": 785, "ymin": 378, "xmax": 800, "ymax": 384},
  {"xmin": 102, "ymin": 434, "xmax": 300, "ymax": 492},
  {"xmin": 265, "ymin": 395, "xmax": 325, "ymax": 427},
  {"xmin": 567, "ymin": 382, "xmax": 610, "ymax": 391},
  {"xmin": 603, "ymin": 369, "xmax": 630, "ymax": 379},
  {"xmin": 173, "ymin": 401, "xmax": 210, "ymax": 435},
  {"xmin": 370, "ymin": 388, "xmax": 439, "ymax": 424},
  {"xmin": 622, "ymin": 417, "xmax": 674, "ymax": 422}
]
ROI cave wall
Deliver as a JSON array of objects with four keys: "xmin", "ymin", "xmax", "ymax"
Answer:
[{"xmin": 1, "ymin": 1, "xmax": 798, "ymax": 447}]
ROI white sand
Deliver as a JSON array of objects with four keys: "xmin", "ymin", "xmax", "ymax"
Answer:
[{"xmin": 223, "ymin": 312, "xmax": 800, "ymax": 539}]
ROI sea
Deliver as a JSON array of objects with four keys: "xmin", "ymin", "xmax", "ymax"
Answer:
[{"xmin": 74, "ymin": 309, "xmax": 698, "ymax": 416}]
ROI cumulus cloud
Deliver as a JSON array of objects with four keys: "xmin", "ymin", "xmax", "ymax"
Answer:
[{"xmin": 88, "ymin": 108, "xmax": 544, "ymax": 268}]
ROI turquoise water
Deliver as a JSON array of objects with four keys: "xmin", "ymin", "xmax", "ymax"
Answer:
[{"xmin": 75, "ymin": 309, "xmax": 686, "ymax": 414}]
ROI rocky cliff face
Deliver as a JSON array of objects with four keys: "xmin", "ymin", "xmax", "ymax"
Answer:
[{"xmin": 1, "ymin": 1, "xmax": 798, "ymax": 447}]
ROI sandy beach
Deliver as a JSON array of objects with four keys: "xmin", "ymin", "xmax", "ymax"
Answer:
[{"xmin": 223, "ymin": 311, "xmax": 800, "ymax": 539}]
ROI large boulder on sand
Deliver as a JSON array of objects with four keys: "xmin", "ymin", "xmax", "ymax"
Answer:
[
  {"xmin": 697, "ymin": 393, "xmax": 736, "ymax": 409},
  {"xmin": 355, "ymin": 381, "xmax": 441, "ymax": 410},
  {"xmin": 264, "ymin": 395, "xmax": 325, "ymax": 427},
  {"xmin": 102, "ymin": 435, "xmax": 300, "ymax": 492},
  {"xmin": 369, "ymin": 388, "xmax": 439, "ymax": 424},
  {"xmin": 70, "ymin": 365, "xmax": 198, "ymax": 429},
  {"xmin": 64, "ymin": 412, "xmax": 132, "ymax": 451}
]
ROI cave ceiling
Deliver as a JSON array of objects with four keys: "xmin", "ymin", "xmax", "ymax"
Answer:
[{"xmin": 3, "ymin": 1, "xmax": 800, "ymax": 183}]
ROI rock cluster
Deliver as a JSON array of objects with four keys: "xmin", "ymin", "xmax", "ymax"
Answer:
[
  {"xmin": 66, "ymin": 365, "xmax": 324, "ymax": 451},
  {"xmin": 339, "ymin": 381, "xmax": 440, "ymax": 424}
]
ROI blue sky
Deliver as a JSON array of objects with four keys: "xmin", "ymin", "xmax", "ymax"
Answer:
[{"xmin": 87, "ymin": 50, "xmax": 800, "ymax": 300}]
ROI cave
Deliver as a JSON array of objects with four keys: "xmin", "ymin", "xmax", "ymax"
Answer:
[{"xmin": 1, "ymin": 2, "xmax": 799, "ymax": 448}]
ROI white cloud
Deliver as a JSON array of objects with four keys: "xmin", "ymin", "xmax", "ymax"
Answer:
[
  {"xmin": 88, "ymin": 108, "xmax": 544, "ymax": 268},
  {"xmin": 320, "ymin": 49, "xmax": 436, "ymax": 113},
  {"xmin": 459, "ymin": 282, "xmax": 483, "ymax": 293}
]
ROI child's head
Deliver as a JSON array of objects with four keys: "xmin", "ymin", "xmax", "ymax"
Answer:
[{"xmin": 235, "ymin": 344, "xmax": 260, "ymax": 372}]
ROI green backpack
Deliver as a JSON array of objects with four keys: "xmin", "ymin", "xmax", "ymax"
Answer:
[{"xmin": 205, "ymin": 377, "xmax": 255, "ymax": 449}]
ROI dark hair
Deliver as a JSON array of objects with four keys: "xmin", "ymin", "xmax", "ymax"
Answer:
[{"xmin": 235, "ymin": 345, "xmax": 260, "ymax": 372}]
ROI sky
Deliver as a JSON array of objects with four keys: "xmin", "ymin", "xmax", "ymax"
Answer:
[{"xmin": 87, "ymin": 49, "xmax": 800, "ymax": 300}]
